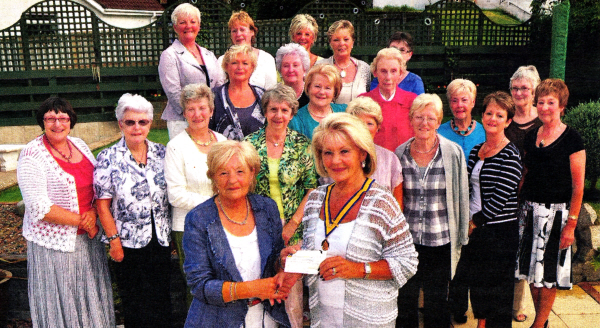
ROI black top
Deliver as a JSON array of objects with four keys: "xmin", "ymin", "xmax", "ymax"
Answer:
[
  {"xmin": 521, "ymin": 125, "xmax": 585, "ymax": 204},
  {"xmin": 298, "ymin": 91, "xmax": 310, "ymax": 109},
  {"xmin": 505, "ymin": 117, "xmax": 542, "ymax": 156}
]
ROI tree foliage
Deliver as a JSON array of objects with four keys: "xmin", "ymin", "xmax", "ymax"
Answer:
[{"xmin": 563, "ymin": 100, "xmax": 600, "ymax": 190}]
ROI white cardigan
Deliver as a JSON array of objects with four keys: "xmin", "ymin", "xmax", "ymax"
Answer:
[
  {"xmin": 17, "ymin": 135, "xmax": 96, "ymax": 252},
  {"xmin": 164, "ymin": 130, "xmax": 226, "ymax": 231}
]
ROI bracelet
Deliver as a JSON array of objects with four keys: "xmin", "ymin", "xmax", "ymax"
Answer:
[
  {"xmin": 233, "ymin": 282, "xmax": 238, "ymax": 300},
  {"xmin": 291, "ymin": 217, "xmax": 302, "ymax": 226},
  {"xmin": 106, "ymin": 233, "xmax": 120, "ymax": 242},
  {"xmin": 568, "ymin": 215, "xmax": 578, "ymax": 221},
  {"xmin": 229, "ymin": 282, "xmax": 234, "ymax": 301}
]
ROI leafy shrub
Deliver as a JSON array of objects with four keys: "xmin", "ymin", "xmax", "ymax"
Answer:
[{"xmin": 564, "ymin": 100, "xmax": 600, "ymax": 190}]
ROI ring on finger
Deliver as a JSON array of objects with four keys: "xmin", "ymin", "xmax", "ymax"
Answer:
[{"xmin": 332, "ymin": 267, "xmax": 336, "ymax": 275}]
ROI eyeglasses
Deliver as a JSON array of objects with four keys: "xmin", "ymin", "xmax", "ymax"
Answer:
[
  {"xmin": 44, "ymin": 117, "xmax": 70, "ymax": 124},
  {"xmin": 413, "ymin": 116, "xmax": 438, "ymax": 124},
  {"xmin": 510, "ymin": 87, "xmax": 530, "ymax": 93},
  {"xmin": 391, "ymin": 46, "xmax": 411, "ymax": 54},
  {"xmin": 122, "ymin": 119, "xmax": 151, "ymax": 127}
]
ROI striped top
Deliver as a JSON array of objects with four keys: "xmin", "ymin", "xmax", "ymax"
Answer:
[
  {"xmin": 302, "ymin": 183, "xmax": 418, "ymax": 327},
  {"xmin": 467, "ymin": 142, "xmax": 522, "ymax": 226}
]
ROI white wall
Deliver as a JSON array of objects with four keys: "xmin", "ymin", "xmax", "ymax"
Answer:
[
  {"xmin": 0, "ymin": 0, "xmax": 162, "ymax": 31},
  {"xmin": 373, "ymin": 0, "xmax": 434, "ymax": 10}
]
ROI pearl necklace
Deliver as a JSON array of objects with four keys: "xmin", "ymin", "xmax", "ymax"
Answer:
[
  {"xmin": 308, "ymin": 105, "xmax": 331, "ymax": 120},
  {"xmin": 217, "ymin": 196, "xmax": 249, "ymax": 225},
  {"xmin": 45, "ymin": 134, "xmax": 73, "ymax": 162}
]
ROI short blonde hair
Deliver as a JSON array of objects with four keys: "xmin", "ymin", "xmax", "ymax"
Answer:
[
  {"xmin": 446, "ymin": 78, "xmax": 477, "ymax": 102},
  {"xmin": 312, "ymin": 113, "xmax": 377, "ymax": 178},
  {"xmin": 206, "ymin": 140, "xmax": 260, "ymax": 194},
  {"xmin": 370, "ymin": 47, "xmax": 406, "ymax": 75},
  {"xmin": 346, "ymin": 97, "xmax": 383, "ymax": 126},
  {"xmin": 304, "ymin": 64, "xmax": 342, "ymax": 100},
  {"xmin": 171, "ymin": 3, "xmax": 200, "ymax": 26},
  {"xmin": 409, "ymin": 93, "xmax": 444, "ymax": 124},
  {"xmin": 261, "ymin": 84, "xmax": 300, "ymax": 117},
  {"xmin": 228, "ymin": 11, "xmax": 258, "ymax": 45},
  {"xmin": 327, "ymin": 20, "xmax": 355, "ymax": 42},
  {"xmin": 510, "ymin": 65, "xmax": 541, "ymax": 96},
  {"xmin": 289, "ymin": 14, "xmax": 318, "ymax": 42},
  {"xmin": 180, "ymin": 83, "xmax": 215, "ymax": 112},
  {"xmin": 221, "ymin": 45, "xmax": 257, "ymax": 77}
]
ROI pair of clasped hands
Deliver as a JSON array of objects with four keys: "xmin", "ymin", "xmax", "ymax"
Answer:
[{"xmin": 78, "ymin": 208, "xmax": 99, "ymax": 239}]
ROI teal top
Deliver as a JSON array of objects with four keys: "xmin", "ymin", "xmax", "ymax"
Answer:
[
  {"xmin": 437, "ymin": 120, "xmax": 486, "ymax": 161},
  {"xmin": 288, "ymin": 103, "xmax": 347, "ymax": 140}
]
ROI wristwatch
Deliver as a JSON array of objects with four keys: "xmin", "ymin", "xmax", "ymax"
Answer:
[{"xmin": 364, "ymin": 263, "xmax": 372, "ymax": 280}]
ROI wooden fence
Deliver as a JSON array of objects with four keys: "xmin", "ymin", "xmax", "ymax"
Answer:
[{"xmin": 0, "ymin": 0, "xmax": 538, "ymax": 126}]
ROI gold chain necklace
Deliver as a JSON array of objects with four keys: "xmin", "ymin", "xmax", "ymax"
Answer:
[{"xmin": 188, "ymin": 130, "xmax": 214, "ymax": 147}]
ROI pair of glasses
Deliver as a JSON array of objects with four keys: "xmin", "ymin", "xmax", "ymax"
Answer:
[
  {"xmin": 122, "ymin": 119, "xmax": 151, "ymax": 127},
  {"xmin": 414, "ymin": 116, "xmax": 437, "ymax": 124},
  {"xmin": 510, "ymin": 87, "xmax": 530, "ymax": 93},
  {"xmin": 44, "ymin": 117, "xmax": 70, "ymax": 124},
  {"xmin": 391, "ymin": 46, "xmax": 411, "ymax": 54}
]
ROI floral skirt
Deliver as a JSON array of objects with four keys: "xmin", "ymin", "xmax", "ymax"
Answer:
[{"xmin": 515, "ymin": 201, "xmax": 572, "ymax": 289}]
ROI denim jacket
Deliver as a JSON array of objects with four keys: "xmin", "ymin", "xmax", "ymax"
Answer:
[{"xmin": 183, "ymin": 194, "xmax": 290, "ymax": 328}]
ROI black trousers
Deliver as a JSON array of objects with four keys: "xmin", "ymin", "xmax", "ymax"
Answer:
[
  {"xmin": 450, "ymin": 220, "xmax": 519, "ymax": 327},
  {"xmin": 397, "ymin": 243, "xmax": 451, "ymax": 328},
  {"xmin": 114, "ymin": 232, "xmax": 172, "ymax": 328}
]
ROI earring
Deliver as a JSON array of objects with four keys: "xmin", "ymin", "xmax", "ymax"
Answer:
[{"xmin": 361, "ymin": 161, "xmax": 366, "ymax": 168}]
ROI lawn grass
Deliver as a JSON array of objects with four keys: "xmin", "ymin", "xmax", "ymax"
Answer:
[
  {"xmin": 0, "ymin": 129, "xmax": 170, "ymax": 203},
  {"xmin": 483, "ymin": 10, "xmax": 522, "ymax": 25}
]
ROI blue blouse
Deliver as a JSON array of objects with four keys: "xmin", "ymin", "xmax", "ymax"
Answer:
[{"xmin": 437, "ymin": 120, "xmax": 486, "ymax": 161}]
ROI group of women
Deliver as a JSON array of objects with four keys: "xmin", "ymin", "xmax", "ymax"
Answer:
[{"xmin": 17, "ymin": 3, "xmax": 586, "ymax": 328}]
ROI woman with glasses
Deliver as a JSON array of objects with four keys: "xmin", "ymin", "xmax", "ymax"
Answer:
[
  {"xmin": 95, "ymin": 94, "xmax": 172, "ymax": 328},
  {"xmin": 18, "ymin": 97, "xmax": 115, "ymax": 328}
]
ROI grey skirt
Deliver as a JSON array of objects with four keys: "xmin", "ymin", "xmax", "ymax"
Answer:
[{"xmin": 27, "ymin": 234, "xmax": 115, "ymax": 328}]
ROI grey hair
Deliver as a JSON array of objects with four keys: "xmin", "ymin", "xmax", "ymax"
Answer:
[
  {"xmin": 180, "ymin": 83, "xmax": 215, "ymax": 112},
  {"xmin": 409, "ymin": 93, "xmax": 444, "ymax": 124},
  {"xmin": 115, "ymin": 93, "xmax": 154, "ymax": 121},
  {"xmin": 171, "ymin": 3, "xmax": 201, "ymax": 26},
  {"xmin": 275, "ymin": 43, "xmax": 310, "ymax": 73},
  {"xmin": 260, "ymin": 84, "xmax": 300, "ymax": 116},
  {"xmin": 509, "ymin": 65, "xmax": 541, "ymax": 93}
]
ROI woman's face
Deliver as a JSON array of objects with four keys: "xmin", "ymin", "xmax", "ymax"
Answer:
[
  {"xmin": 373, "ymin": 57, "xmax": 403, "ymax": 95},
  {"xmin": 280, "ymin": 53, "xmax": 305, "ymax": 86},
  {"xmin": 389, "ymin": 40, "xmax": 413, "ymax": 63},
  {"xmin": 449, "ymin": 91, "xmax": 475, "ymax": 120},
  {"xmin": 292, "ymin": 28, "xmax": 315, "ymax": 51},
  {"xmin": 43, "ymin": 110, "xmax": 71, "ymax": 143},
  {"xmin": 226, "ymin": 53, "xmax": 254, "ymax": 83},
  {"xmin": 510, "ymin": 78, "xmax": 534, "ymax": 110},
  {"xmin": 536, "ymin": 94, "xmax": 563, "ymax": 125},
  {"xmin": 119, "ymin": 110, "xmax": 151, "ymax": 146},
  {"xmin": 357, "ymin": 114, "xmax": 379, "ymax": 139},
  {"xmin": 410, "ymin": 105, "xmax": 440, "ymax": 141},
  {"xmin": 183, "ymin": 97, "xmax": 213, "ymax": 132},
  {"xmin": 265, "ymin": 101, "xmax": 293, "ymax": 131},
  {"xmin": 214, "ymin": 154, "xmax": 253, "ymax": 203},
  {"xmin": 321, "ymin": 133, "xmax": 367, "ymax": 184},
  {"xmin": 174, "ymin": 14, "xmax": 200, "ymax": 44},
  {"xmin": 330, "ymin": 28, "xmax": 354, "ymax": 58},
  {"xmin": 230, "ymin": 22, "xmax": 254, "ymax": 46},
  {"xmin": 482, "ymin": 102, "xmax": 511, "ymax": 136},
  {"xmin": 307, "ymin": 74, "xmax": 335, "ymax": 108}
]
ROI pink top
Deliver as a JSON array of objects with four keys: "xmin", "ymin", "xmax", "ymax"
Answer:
[
  {"xmin": 44, "ymin": 138, "xmax": 94, "ymax": 234},
  {"xmin": 360, "ymin": 86, "xmax": 417, "ymax": 151}
]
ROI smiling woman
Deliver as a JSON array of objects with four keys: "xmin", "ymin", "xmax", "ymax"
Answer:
[{"xmin": 159, "ymin": 3, "xmax": 224, "ymax": 140}]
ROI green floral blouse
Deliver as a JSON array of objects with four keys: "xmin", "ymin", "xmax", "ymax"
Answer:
[{"xmin": 245, "ymin": 127, "xmax": 318, "ymax": 245}]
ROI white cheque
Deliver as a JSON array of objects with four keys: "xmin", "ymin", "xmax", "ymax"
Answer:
[{"xmin": 284, "ymin": 250, "xmax": 328, "ymax": 274}]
